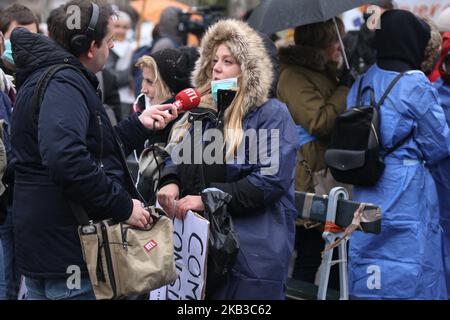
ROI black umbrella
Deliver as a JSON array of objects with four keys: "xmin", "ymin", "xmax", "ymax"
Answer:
[
  {"xmin": 248, "ymin": 0, "xmax": 385, "ymax": 69},
  {"xmin": 248, "ymin": 0, "xmax": 385, "ymax": 35}
]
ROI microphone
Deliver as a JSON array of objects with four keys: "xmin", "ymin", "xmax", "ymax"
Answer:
[{"xmin": 173, "ymin": 88, "xmax": 201, "ymax": 111}]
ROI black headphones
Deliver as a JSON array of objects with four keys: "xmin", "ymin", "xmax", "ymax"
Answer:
[{"xmin": 70, "ymin": 2, "xmax": 99, "ymax": 56}]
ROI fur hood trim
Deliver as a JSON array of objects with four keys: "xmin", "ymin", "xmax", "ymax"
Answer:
[{"xmin": 192, "ymin": 19, "xmax": 273, "ymax": 114}]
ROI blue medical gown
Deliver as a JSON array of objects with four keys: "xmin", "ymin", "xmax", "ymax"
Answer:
[
  {"xmin": 430, "ymin": 78, "xmax": 450, "ymax": 299},
  {"xmin": 347, "ymin": 65, "xmax": 450, "ymax": 299}
]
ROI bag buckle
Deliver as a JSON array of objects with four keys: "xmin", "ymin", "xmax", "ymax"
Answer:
[{"xmin": 81, "ymin": 220, "xmax": 96, "ymax": 235}]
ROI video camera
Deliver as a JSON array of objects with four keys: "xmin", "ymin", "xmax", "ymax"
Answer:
[{"xmin": 178, "ymin": 5, "xmax": 226, "ymax": 40}]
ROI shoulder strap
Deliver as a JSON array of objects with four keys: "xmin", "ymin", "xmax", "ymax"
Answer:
[
  {"xmin": 32, "ymin": 64, "xmax": 147, "ymax": 224},
  {"xmin": 379, "ymin": 72, "xmax": 411, "ymax": 156},
  {"xmin": 376, "ymin": 72, "xmax": 405, "ymax": 109},
  {"xmin": 384, "ymin": 130, "xmax": 414, "ymax": 158},
  {"xmin": 360, "ymin": 86, "xmax": 376, "ymax": 106},
  {"xmin": 355, "ymin": 76, "xmax": 365, "ymax": 107},
  {"xmin": 31, "ymin": 64, "xmax": 84, "ymax": 120},
  {"xmin": 32, "ymin": 64, "xmax": 90, "ymax": 224}
]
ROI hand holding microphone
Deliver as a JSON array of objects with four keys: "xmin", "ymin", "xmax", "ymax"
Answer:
[
  {"xmin": 139, "ymin": 104, "xmax": 178, "ymax": 130},
  {"xmin": 172, "ymin": 88, "xmax": 201, "ymax": 112},
  {"xmin": 138, "ymin": 88, "xmax": 202, "ymax": 130}
]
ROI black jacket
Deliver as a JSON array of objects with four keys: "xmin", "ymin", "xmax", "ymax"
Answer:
[{"xmin": 11, "ymin": 28, "xmax": 151, "ymax": 278}]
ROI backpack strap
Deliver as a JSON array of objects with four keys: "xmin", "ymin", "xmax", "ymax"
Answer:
[
  {"xmin": 31, "ymin": 64, "xmax": 147, "ymax": 223},
  {"xmin": 376, "ymin": 72, "xmax": 405, "ymax": 109},
  {"xmin": 31, "ymin": 64, "xmax": 84, "ymax": 121},
  {"xmin": 378, "ymin": 72, "xmax": 412, "ymax": 157},
  {"xmin": 355, "ymin": 76, "xmax": 365, "ymax": 107},
  {"xmin": 384, "ymin": 130, "xmax": 414, "ymax": 158},
  {"xmin": 360, "ymin": 86, "xmax": 376, "ymax": 106},
  {"xmin": 31, "ymin": 64, "xmax": 91, "ymax": 225},
  {"xmin": 356, "ymin": 76, "xmax": 376, "ymax": 107}
]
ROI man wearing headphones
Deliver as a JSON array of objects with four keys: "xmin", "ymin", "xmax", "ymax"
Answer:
[{"xmin": 10, "ymin": 0, "xmax": 178, "ymax": 299}]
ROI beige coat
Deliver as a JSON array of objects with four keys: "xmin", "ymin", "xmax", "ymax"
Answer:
[{"xmin": 277, "ymin": 45, "xmax": 349, "ymax": 191}]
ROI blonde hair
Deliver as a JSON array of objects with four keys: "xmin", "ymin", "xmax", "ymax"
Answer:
[
  {"xmin": 135, "ymin": 55, "xmax": 172, "ymax": 102},
  {"xmin": 171, "ymin": 42, "xmax": 246, "ymax": 160}
]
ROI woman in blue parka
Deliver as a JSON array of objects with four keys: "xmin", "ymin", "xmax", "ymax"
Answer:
[
  {"xmin": 156, "ymin": 19, "xmax": 300, "ymax": 299},
  {"xmin": 347, "ymin": 10, "xmax": 449, "ymax": 299},
  {"xmin": 431, "ymin": 32, "xmax": 450, "ymax": 299}
]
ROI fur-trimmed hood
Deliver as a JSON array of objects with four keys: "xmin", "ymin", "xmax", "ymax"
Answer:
[
  {"xmin": 421, "ymin": 16, "xmax": 442, "ymax": 74},
  {"xmin": 279, "ymin": 45, "xmax": 328, "ymax": 71},
  {"xmin": 192, "ymin": 19, "xmax": 273, "ymax": 114}
]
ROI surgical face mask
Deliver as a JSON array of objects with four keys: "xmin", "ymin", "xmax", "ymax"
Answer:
[
  {"xmin": 211, "ymin": 77, "xmax": 238, "ymax": 103},
  {"xmin": 2, "ymin": 39, "xmax": 14, "ymax": 65}
]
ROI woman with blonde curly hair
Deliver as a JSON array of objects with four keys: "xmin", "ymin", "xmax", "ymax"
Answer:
[{"xmin": 157, "ymin": 19, "xmax": 299, "ymax": 299}]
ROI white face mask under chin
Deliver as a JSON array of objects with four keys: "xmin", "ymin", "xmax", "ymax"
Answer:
[{"xmin": 211, "ymin": 77, "xmax": 238, "ymax": 103}]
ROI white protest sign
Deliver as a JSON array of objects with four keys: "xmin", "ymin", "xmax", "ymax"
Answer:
[{"xmin": 150, "ymin": 210, "xmax": 209, "ymax": 300}]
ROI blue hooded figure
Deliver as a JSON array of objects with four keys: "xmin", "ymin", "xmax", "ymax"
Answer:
[
  {"xmin": 431, "ymin": 43, "xmax": 450, "ymax": 299},
  {"xmin": 347, "ymin": 10, "xmax": 449, "ymax": 299}
]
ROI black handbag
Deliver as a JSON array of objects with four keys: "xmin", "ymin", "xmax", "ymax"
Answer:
[{"xmin": 201, "ymin": 188, "xmax": 239, "ymax": 296}]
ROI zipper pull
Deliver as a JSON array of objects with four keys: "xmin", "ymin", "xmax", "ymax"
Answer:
[
  {"xmin": 120, "ymin": 223, "xmax": 129, "ymax": 251},
  {"xmin": 96, "ymin": 113, "xmax": 102, "ymax": 125},
  {"xmin": 96, "ymin": 112, "xmax": 104, "ymax": 168}
]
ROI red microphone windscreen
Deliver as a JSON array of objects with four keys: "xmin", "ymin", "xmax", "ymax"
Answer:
[{"xmin": 174, "ymin": 88, "xmax": 201, "ymax": 111}]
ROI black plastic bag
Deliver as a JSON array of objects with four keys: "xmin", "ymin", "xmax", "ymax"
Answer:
[{"xmin": 201, "ymin": 188, "xmax": 240, "ymax": 296}]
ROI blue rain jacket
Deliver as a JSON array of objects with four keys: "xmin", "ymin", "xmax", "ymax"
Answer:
[
  {"xmin": 431, "ymin": 78, "xmax": 450, "ymax": 299},
  {"xmin": 347, "ymin": 65, "xmax": 449, "ymax": 299}
]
